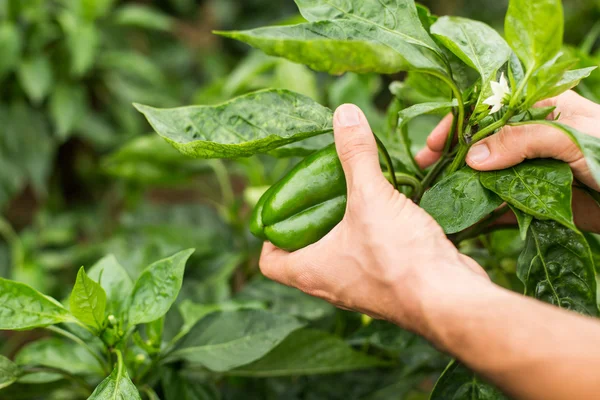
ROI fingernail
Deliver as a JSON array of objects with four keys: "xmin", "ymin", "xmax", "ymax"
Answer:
[
  {"xmin": 337, "ymin": 105, "xmax": 361, "ymax": 127},
  {"xmin": 468, "ymin": 144, "xmax": 490, "ymax": 163}
]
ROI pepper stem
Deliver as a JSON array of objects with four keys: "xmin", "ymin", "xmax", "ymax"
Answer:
[{"xmin": 374, "ymin": 134, "xmax": 399, "ymax": 191}]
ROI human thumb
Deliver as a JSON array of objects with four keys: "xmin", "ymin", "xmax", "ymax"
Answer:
[{"xmin": 333, "ymin": 104, "xmax": 384, "ymax": 193}]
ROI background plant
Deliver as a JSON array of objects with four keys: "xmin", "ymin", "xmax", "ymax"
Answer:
[{"xmin": 1, "ymin": 0, "xmax": 600, "ymax": 399}]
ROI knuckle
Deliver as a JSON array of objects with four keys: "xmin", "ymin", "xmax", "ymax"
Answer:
[
  {"xmin": 338, "ymin": 134, "xmax": 375, "ymax": 163},
  {"xmin": 495, "ymin": 128, "xmax": 516, "ymax": 155}
]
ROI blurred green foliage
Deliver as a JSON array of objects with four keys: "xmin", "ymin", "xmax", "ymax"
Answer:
[{"xmin": 0, "ymin": 0, "xmax": 599, "ymax": 399}]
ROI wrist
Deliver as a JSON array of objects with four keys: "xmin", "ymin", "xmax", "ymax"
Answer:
[{"xmin": 408, "ymin": 260, "xmax": 501, "ymax": 353}]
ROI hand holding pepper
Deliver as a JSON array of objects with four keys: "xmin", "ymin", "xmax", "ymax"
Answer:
[
  {"xmin": 259, "ymin": 103, "xmax": 600, "ymax": 400},
  {"xmin": 259, "ymin": 104, "xmax": 487, "ymax": 332}
]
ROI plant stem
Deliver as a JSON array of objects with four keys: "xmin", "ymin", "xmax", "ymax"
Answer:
[
  {"xmin": 142, "ymin": 385, "xmax": 161, "ymax": 400},
  {"xmin": 374, "ymin": 134, "xmax": 398, "ymax": 191},
  {"xmin": 415, "ymin": 155, "xmax": 453, "ymax": 203},
  {"xmin": 432, "ymin": 72, "xmax": 465, "ymax": 146},
  {"xmin": 47, "ymin": 326, "xmax": 109, "ymax": 374},
  {"xmin": 208, "ymin": 160, "xmax": 235, "ymax": 207},
  {"xmin": 447, "ymin": 109, "xmax": 518, "ymax": 174}
]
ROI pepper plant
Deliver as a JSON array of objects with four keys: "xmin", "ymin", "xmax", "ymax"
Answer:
[
  {"xmin": 1, "ymin": 0, "xmax": 600, "ymax": 399},
  {"xmin": 133, "ymin": 0, "xmax": 600, "ymax": 397}
]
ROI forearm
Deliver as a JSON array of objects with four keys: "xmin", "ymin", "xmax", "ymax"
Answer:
[{"xmin": 422, "ymin": 274, "xmax": 600, "ymax": 400}]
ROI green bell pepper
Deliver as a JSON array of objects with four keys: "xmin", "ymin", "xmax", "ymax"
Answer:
[
  {"xmin": 250, "ymin": 144, "xmax": 346, "ymax": 252},
  {"xmin": 250, "ymin": 143, "xmax": 422, "ymax": 252}
]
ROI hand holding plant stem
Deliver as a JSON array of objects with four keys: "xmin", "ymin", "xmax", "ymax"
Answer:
[{"xmin": 416, "ymin": 90, "xmax": 600, "ymax": 234}]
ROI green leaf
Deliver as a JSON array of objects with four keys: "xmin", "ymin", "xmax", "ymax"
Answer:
[
  {"xmin": 480, "ymin": 159, "xmax": 575, "ymax": 230},
  {"xmin": 87, "ymin": 255, "xmax": 133, "ymax": 318},
  {"xmin": 0, "ymin": 355, "xmax": 20, "ymax": 390},
  {"xmin": 513, "ymin": 121, "xmax": 600, "ymax": 189},
  {"xmin": 229, "ymin": 329, "xmax": 387, "ymax": 377},
  {"xmin": 0, "ymin": 278, "xmax": 73, "ymax": 330},
  {"xmin": 17, "ymin": 55, "xmax": 53, "ymax": 104},
  {"xmin": 505, "ymin": 0, "xmax": 564, "ymax": 71},
  {"xmin": 173, "ymin": 299, "xmax": 266, "ymax": 344},
  {"xmin": 519, "ymin": 220, "xmax": 597, "ymax": 316},
  {"xmin": 421, "ymin": 167, "xmax": 503, "ymax": 234},
  {"xmin": 161, "ymin": 368, "xmax": 220, "ymax": 400},
  {"xmin": 50, "ymin": 82, "xmax": 86, "ymax": 140},
  {"xmin": 274, "ymin": 59, "xmax": 319, "ymax": 101},
  {"xmin": 15, "ymin": 337, "xmax": 104, "ymax": 376},
  {"xmin": 383, "ymin": 100, "xmax": 457, "ymax": 177},
  {"xmin": 398, "ymin": 101, "xmax": 457, "ymax": 127},
  {"xmin": 58, "ymin": 13, "xmax": 99, "ymax": 77},
  {"xmin": 168, "ymin": 310, "xmax": 304, "ymax": 372},
  {"xmin": 431, "ymin": 16, "xmax": 511, "ymax": 83},
  {"xmin": 268, "ymin": 134, "xmax": 334, "ymax": 158},
  {"xmin": 0, "ymin": 22, "xmax": 21, "ymax": 80},
  {"xmin": 236, "ymin": 278, "xmax": 334, "ymax": 320},
  {"xmin": 509, "ymin": 205, "xmax": 533, "ymax": 241},
  {"xmin": 128, "ymin": 249, "xmax": 194, "ymax": 326},
  {"xmin": 218, "ymin": 0, "xmax": 448, "ymax": 75},
  {"xmin": 431, "ymin": 360, "xmax": 507, "ymax": 399},
  {"xmin": 528, "ymin": 66, "xmax": 597, "ymax": 106},
  {"xmin": 88, "ymin": 364, "xmax": 141, "ymax": 400},
  {"xmin": 70, "ymin": 267, "xmax": 107, "ymax": 332},
  {"xmin": 114, "ymin": 4, "xmax": 173, "ymax": 31},
  {"xmin": 135, "ymin": 89, "xmax": 334, "ymax": 159}
]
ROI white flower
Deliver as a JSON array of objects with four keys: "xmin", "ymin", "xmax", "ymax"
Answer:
[{"xmin": 483, "ymin": 73, "xmax": 511, "ymax": 114}]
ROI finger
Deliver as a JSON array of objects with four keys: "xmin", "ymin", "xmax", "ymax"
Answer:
[
  {"xmin": 466, "ymin": 124, "xmax": 581, "ymax": 171},
  {"xmin": 427, "ymin": 114, "xmax": 454, "ymax": 153},
  {"xmin": 415, "ymin": 147, "xmax": 443, "ymax": 169},
  {"xmin": 333, "ymin": 104, "xmax": 384, "ymax": 193},
  {"xmin": 258, "ymin": 242, "xmax": 295, "ymax": 285},
  {"xmin": 415, "ymin": 114, "xmax": 453, "ymax": 168}
]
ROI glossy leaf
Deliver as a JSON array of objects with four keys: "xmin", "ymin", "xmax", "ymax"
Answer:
[
  {"xmin": 505, "ymin": 0, "xmax": 564, "ymax": 71},
  {"xmin": 480, "ymin": 159, "xmax": 575, "ymax": 230},
  {"xmin": 0, "ymin": 355, "xmax": 20, "ymax": 390},
  {"xmin": 431, "ymin": 16, "xmax": 511, "ymax": 83},
  {"xmin": 70, "ymin": 267, "xmax": 107, "ymax": 332},
  {"xmin": 430, "ymin": 360, "xmax": 507, "ymax": 399},
  {"xmin": 218, "ymin": 0, "xmax": 448, "ymax": 75},
  {"xmin": 128, "ymin": 249, "xmax": 194, "ymax": 326},
  {"xmin": 15, "ymin": 337, "xmax": 104, "ymax": 376},
  {"xmin": 230, "ymin": 329, "xmax": 388, "ymax": 377},
  {"xmin": 168, "ymin": 310, "xmax": 304, "ymax": 372},
  {"xmin": 518, "ymin": 220, "xmax": 597, "ymax": 316},
  {"xmin": 0, "ymin": 278, "xmax": 73, "ymax": 330},
  {"xmin": 421, "ymin": 167, "xmax": 503, "ymax": 234},
  {"xmin": 514, "ymin": 121, "xmax": 600, "ymax": 188},
  {"xmin": 135, "ymin": 90, "xmax": 334, "ymax": 159},
  {"xmin": 87, "ymin": 255, "xmax": 133, "ymax": 317},
  {"xmin": 88, "ymin": 365, "xmax": 141, "ymax": 400}
]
